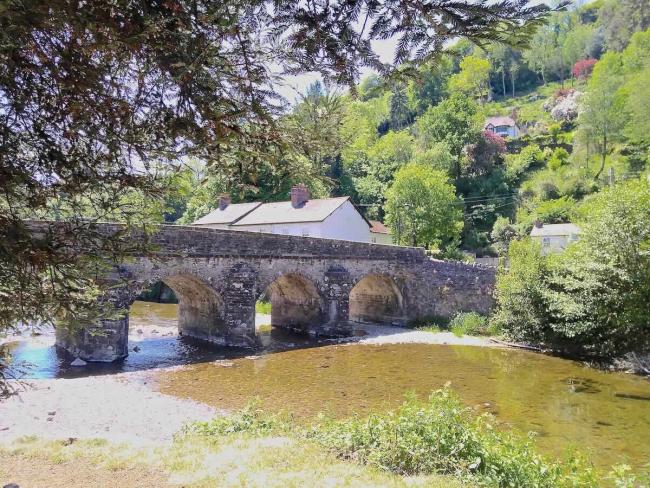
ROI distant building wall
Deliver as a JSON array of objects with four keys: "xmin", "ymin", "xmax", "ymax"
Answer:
[
  {"xmin": 232, "ymin": 201, "xmax": 370, "ymax": 242},
  {"xmin": 371, "ymin": 232, "xmax": 393, "ymax": 245}
]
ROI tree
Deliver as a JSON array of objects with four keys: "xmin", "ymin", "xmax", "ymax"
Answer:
[
  {"xmin": 352, "ymin": 130, "xmax": 414, "ymax": 217},
  {"xmin": 576, "ymin": 53, "xmax": 627, "ymax": 179},
  {"xmin": 465, "ymin": 131, "xmax": 506, "ymax": 177},
  {"xmin": 415, "ymin": 94, "xmax": 482, "ymax": 181},
  {"xmin": 406, "ymin": 57, "xmax": 453, "ymax": 114},
  {"xmin": 571, "ymin": 59, "xmax": 597, "ymax": 80},
  {"xmin": 598, "ymin": 0, "xmax": 650, "ymax": 52},
  {"xmin": 449, "ymin": 56, "xmax": 491, "ymax": 103},
  {"xmin": 385, "ymin": 164, "xmax": 463, "ymax": 249},
  {"xmin": 389, "ymin": 83, "xmax": 412, "ymax": 130},
  {"xmin": 0, "ymin": 0, "xmax": 557, "ymax": 335},
  {"xmin": 621, "ymin": 29, "xmax": 650, "ymax": 145}
]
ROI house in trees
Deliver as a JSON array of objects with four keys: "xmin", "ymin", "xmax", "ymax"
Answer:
[
  {"xmin": 530, "ymin": 222, "xmax": 580, "ymax": 255},
  {"xmin": 484, "ymin": 116, "xmax": 520, "ymax": 138},
  {"xmin": 193, "ymin": 184, "xmax": 373, "ymax": 243},
  {"xmin": 369, "ymin": 220, "xmax": 393, "ymax": 245}
]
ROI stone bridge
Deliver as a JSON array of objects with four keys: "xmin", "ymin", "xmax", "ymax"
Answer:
[{"xmin": 49, "ymin": 223, "xmax": 496, "ymax": 361}]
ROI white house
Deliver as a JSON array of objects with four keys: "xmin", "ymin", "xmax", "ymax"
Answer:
[
  {"xmin": 530, "ymin": 222, "xmax": 580, "ymax": 255},
  {"xmin": 192, "ymin": 184, "xmax": 374, "ymax": 243},
  {"xmin": 369, "ymin": 220, "xmax": 392, "ymax": 245},
  {"xmin": 484, "ymin": 116, "xmax": 520, "ymax": 138}
]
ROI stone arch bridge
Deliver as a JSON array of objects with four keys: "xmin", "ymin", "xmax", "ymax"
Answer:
[{"xmin": 49, "ymin": 223, "xmax": 495, "ymax": 362}]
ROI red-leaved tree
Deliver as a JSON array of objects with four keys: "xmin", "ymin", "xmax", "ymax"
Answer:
[{"xmin": 572, "ymin": 59, "xmax": 597, "ymax": 80}]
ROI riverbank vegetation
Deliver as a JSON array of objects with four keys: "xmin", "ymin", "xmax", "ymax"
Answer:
[
  {"xmin": 492, "ymin": 179, "xmax": 650, "ymax": 359},
  {"xmin": 4, "ymin": 389, "xmax": 649, "ymax": 487}
]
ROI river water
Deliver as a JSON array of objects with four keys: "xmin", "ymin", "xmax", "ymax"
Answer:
[{"xmin": 2, "ymin": 301, "xmax": 650, "ymax": 469}]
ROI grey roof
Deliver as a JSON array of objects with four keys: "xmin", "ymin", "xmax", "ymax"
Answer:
[
  {"xmin": 530, "ymin": 223, "xmax": 581, "ymax": 237},
  {"xmin": 232, "ymin": 196, "xmax": 352, "ymax": 226},
  {"xmin": 193, "ymin": 202, "xmax": 262, "ymax": 225}
]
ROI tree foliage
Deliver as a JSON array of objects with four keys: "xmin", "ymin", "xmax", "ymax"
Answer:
[
  {"xmin": 0, "ymin": 0, "xmax": 554, "ymax": 331},
  {"xmin": 385, "ymin": 164, "xmax": 463, "ymax": 249}
]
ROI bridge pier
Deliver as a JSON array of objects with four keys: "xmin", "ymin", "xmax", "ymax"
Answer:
[{"xmin": 55, "ymin": 287, "xmax": 132, "ymax": 362}]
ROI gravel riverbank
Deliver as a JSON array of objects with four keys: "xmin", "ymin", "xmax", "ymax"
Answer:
[{"xmin": 0, "ymin": 370, "xmax": 216, "ymax": 446}]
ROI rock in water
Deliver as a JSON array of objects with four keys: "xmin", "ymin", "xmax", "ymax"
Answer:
[{"xmin": 70, "ymin": 357, "xmax": 87, "ymax": 367}]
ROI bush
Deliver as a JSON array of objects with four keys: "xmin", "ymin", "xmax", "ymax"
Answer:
[
  {"xmin": 449, "ymin": 312, "xmax": 493, "ymax": 336},
  {"xmin": 547, "ymin": 147, "xmax": 570, "ymax": 171},
  {"xmin": 504, "ymin": 144, "xmax": 545, "ymax": 182},
  {"xmin": 183, "ymin": 401, "xmax": 288, "ymax": 437},
  {"xmin": 306, "ymin": 388, "xmax": 598, "ymax": 486}
]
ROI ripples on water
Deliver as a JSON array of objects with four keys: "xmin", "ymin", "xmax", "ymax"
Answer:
[{"xmin": 3, "ymin": 301, "xmax": 650, "ymax": 469}]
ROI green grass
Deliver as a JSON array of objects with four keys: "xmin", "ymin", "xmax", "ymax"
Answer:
[
  {"xmin": 4, "ymin": 393, "xmax": 648, "ymax": 487},
  {"xmin": 1, "ymin": 431, "xmax": 468, "ymax": 488}
]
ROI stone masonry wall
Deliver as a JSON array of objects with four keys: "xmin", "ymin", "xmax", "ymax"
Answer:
[{"xmin": 42, "ymin": 222, "xmax": 495, "ymax": 361}]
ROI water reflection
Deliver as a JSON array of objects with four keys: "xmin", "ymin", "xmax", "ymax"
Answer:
[{"xmin": 0, "ymin": 301, "xmax": 320, "ymax": 379}]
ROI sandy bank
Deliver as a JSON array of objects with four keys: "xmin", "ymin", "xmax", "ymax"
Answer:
[{"xmin": 0, "ymin": 371, "xmax": 216, "ymax": 446}]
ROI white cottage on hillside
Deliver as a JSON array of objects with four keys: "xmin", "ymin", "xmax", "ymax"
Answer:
[
  {"xmin": 530, "ymin": 222, "xmax": 580, "ymax": 255},
  {"xmin": 193, "ymin": 184, "xmax": 373, "ymax": 243},
  {"xmin": 485, "ymin": 116, "xmax": 520, "ymax": 138}
]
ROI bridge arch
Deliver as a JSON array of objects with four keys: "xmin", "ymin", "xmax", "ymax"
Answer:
[
  {"xmin": 153, "ymin": 274, "xmax": 226, "ymax": 341},
  {"xmin": 349, "ymin": 273, "xmax": 405, "ymax": 325},
  {"xmin": 257, "ymin": 272, "xmax": 325, "ymax": 334}
]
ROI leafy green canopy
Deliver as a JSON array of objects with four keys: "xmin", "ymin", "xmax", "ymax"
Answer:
[
  {"xmin": 385, "ymin": 163, "xmax": 463, "ymax": 250},
  {"xmin": 0, "ymin": 0, "xmax": 555, "ymax": 331}
]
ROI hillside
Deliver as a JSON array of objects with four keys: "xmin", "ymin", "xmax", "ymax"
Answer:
[{"xmin": 175, "ymin": 0, "xmax": 649, "ymax": 260}]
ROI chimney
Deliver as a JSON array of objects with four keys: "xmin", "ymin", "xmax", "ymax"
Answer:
[
  {"xmin": 290, "ymin": 184, "xmax": 310, "ymax": 208},
  {"xmin": 218, "ymin": 194, "xmax": 231, "ymax": 210},
  {"xmin": 534, "ymin": 219, "xmax": 543, "ymax": 229}
]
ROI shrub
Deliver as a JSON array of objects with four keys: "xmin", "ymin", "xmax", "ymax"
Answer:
[
  {"xmin": 572, "ymin": 59, "xmax": 597, "ymax": 80},
  {"xmin": 183, "ymin": 401, "xmax": 289, "ymax": 437},
  {"xmin": 494, "ymin": 180, "xmax": 650, "ymax": 358},
  {"xmin": 306, "ymin": 388, "xmax": 598, "ymax": 486},
  {"xmin": 547, "ymin": 147, "xmax": 570, "ymax": 171},
  {"xmin": 504, "ymin": 144, "xmax": 545, "ymax": 182},
  {"xmin": 449, "ymin": 312, "xmax": 493, "ymax": 336}
]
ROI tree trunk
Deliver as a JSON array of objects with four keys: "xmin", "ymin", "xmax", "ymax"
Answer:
[
  {"xmin": 510, "ymin": 72, "xmax": 516, "ymax": 97},
  {"xmin": 501, "ymin": 70, "xmax": 506, "ymax": 97},
  {"xmin": 595, "ymin": 134, "xmax": 607, "ymax": 180}
]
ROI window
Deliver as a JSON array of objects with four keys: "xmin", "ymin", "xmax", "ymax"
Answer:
[{"xmin": 542, "ymin": 237, "xmax": 551, "ymax": 247}]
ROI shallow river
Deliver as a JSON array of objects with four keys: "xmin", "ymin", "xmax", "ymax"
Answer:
[{"xmin": 3, "ymin": 301, "xmax": 650, "ymax": 469}]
